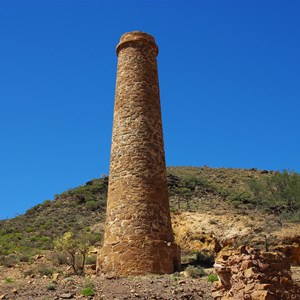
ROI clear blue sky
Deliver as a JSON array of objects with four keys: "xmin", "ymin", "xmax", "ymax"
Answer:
[{"xmin": 0, "ymin": 0, "xmax": 299, "ymax": 220}]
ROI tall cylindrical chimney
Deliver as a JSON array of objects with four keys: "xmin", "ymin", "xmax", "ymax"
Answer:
[{"xmin": 97, "ymin": 31, "xmax": 180, "ymax": 275}]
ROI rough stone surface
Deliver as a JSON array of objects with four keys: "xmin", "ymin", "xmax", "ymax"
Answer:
[
  {"xmin": 213, "ymin": 246, "xmax": 300, "ymax": 300},
  {"xmin": 275, "ymin": 235, "xmax": 300, "ymax": 265},
  {"xmin": 97, "ymin": 31, "xmax": 180, "ymax": 276}
]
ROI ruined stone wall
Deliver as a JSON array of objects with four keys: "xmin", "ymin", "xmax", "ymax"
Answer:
[
  {"xmin": 97, "ymin": 31, "xmax": 180, "ymax": 276},
  {"xmin": 213, "ymin": 246, "xmax": 300, "ymax": 300}
]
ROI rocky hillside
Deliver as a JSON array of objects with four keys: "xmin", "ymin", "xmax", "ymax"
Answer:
[{"xmin": 0, "ymin": 166, "xmax": 299, "ymax": 265}]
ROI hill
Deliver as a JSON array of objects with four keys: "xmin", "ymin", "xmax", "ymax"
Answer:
[
  {"xmin": 1, "ymin": 166, "xmax": 299, "ymax": 264},
  {"xmin": 0, "ymin": 166, "xmax": 300, "ymax": 299}
]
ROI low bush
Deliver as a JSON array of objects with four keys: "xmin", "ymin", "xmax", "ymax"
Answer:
[
  {"xmin": 36, "ymin": 264, "xmax": 54, "ymax": 277},
  {"xmin": 0, "ymin": 254, "xmax": 18, "ymax": 267},
  {"xmin": 85, "ymin": 255, "xmax": 97, "ymax": 265},
  {"xmin": 53, "ymin": 231, "xmax": 100, "ymax": 275},
  {"xmin": 171, "ymin": 272, "xmax": 180, "ymax": 281},
  {"xmin": 4, "ymin": 277, "xmax": 14, "ymax": 284},
  {"xmin": 81, "ymin": 279, "xmax": 95, "ymax": 296},
  {"xmin": 247, "ymin": 170, "xmax": 300, "ymax": 220},
  {"xmin": 207, "ymin": 274, "xmax": 219, "ymax": 283},
  {"xmin": 81, "ymin": 287, "xmax": 95, "ymax": 296},
  {"xmin": 18, "ymin": 253, "xmax": 31, "ymax": 263},
  {"xmin": 184, "ymin": 265, "xmax": 206, "ymax": 278},
  {"xmin": 46, "ymin": 282, "xmax": 56, "ymax": 290}
]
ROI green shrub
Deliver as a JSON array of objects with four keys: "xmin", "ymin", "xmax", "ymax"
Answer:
[
  {"xmin": 280, "ymin": 211, "xmax": 300, "ymax": 223},
  {"xmin": 227, "ymin": 190, "xmax": 253, "ymax": 205},
  {"xmin": 18, "ymin": 253, "xmax": 31, "ymax": 263},
  {"xmin": 25, "ymin": 227, "xmax": 35, "ymax": 233},
  {"xmin": 207, "ymin": 274, "xmax": 219, "ymax": 283},
  {"xmin": 51, "ymin": 252, "xmax": 67, "ymax": 266},
  {"xmin": 46, "ymin": 282, "xmax": 56, "ymax": 290},
  {"xmin": 4, "ymin": 277, "xmax": 14, "ymax": 284},
  {"xmin": 24, "ymin": 264, "xmax": 54, "ymax": 277},
  {"xmin": 181, "ymin": 174, "xmax": 209, "ymax": 190},
  {"xmin": 247, "ymin": 170, "xmax": 300, "ymax": 219},
  {"xmin": 23, "ymin": 268, "xmax": 35, "ymax": 277},
  {"xmin": 86, "ymin": 200, "xmax": 99, "ymax": 211},
  {"xmin": 170, "ymin": 207, "xmax": 176, "ymax": 213},
  {"xmin": 98, "ymin": 198, "xmax": 107, "ymax": 207},
  {"xmin": 177, "ymin": 187, "xmax": 192, "ymax": 197},
  {"xmin": 42, "ymin": 200, "xmax": 51, "ymax": 206},
  {"xmin": 53, "ymin": 231, "xmax": 101, "ymax": 275},
  {"xmin": 0, "ymin": 254, "xmax": 18, "ymax": 267},
  {"xmin": 81, "ymin": 279, "xmax": 95, "ymax": 296},
  {"xmin": 81, "ymin": 287, "xmax": 95, "ymax": 296},
  {"xmin": 85, "ymin": 255, "xmax": 97, "ymax": 265},
  {"xmin": 171, "ymin": 272, "xmax": 180, "ymax": 281},
  {"xmin": 36, "ymin": 264, "xmax": 54, "ymax": 277}
]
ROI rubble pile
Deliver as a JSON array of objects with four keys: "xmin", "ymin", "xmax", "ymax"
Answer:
[{"xmin": 213, "ymin": 246, "xmax": 300, "ymax": 300}]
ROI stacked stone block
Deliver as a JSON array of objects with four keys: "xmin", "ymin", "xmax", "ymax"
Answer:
[
  {"xmin": 213, "ymin": 246, "xmax": 300, "ymax": 300},
  {"xmin": 97, "ymin": 31, "xmax": 180, "ymax": 276}
]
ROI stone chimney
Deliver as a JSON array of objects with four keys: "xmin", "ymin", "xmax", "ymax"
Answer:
[{"xmin": 97, "ymin": 31, "xmax": 180, "ymax": 276}]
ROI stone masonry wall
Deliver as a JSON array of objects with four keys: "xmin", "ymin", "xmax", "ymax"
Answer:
[
  {"xmin": 213, "ymin": 246, "xmax": 300, "ymax": 300},
  {"xmin": 97, "ymin": 31, "xmax": 180, "ymax": 276}
]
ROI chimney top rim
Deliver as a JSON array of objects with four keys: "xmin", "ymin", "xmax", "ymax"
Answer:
[{"xmin": 116, "ymin": 31, "xmax": 158, "ymax": 56}]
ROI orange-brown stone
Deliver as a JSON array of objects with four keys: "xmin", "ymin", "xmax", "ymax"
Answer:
[
  {"xmin": 213, "ymin": 247, "xmax": 300, "ymax": 299},
  {"xmin": 97, "ymin": 31, "xmax": 180, "ymax": 276}
]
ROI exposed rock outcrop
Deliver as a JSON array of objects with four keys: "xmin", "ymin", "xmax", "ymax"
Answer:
[{"xmin": 274, "ymin": 234, "xmax": 300, "ymax": 266}]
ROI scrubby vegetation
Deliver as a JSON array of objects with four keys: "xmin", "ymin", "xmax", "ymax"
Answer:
[
  {"xmin": 0, "ymin": 167, "xmax": 299, "ymax": 265},
  {"xmin": 168, "ymin": 167, "xmax": 300, "ymax": 222},
  {"xmin": 247, "ymin": 170, "xmax": 300, "ymax": 219},
  {"xmin": 81, "ymin": 280, "xmax": 95, "ymax": 296},
  {"xmin": 207, "ymin": 274, "xmax": 218, "ymax": 283},
  {"xmin": 184, "ymin": 265, "xmax": 206, "ymax": 278},
  {"xmin": 54, "ymin": 231, "xmax": 101, "ymax": 275},
  {"xmin": 0, "ymin": 177, "xmax": 107, "ymax": 262}
]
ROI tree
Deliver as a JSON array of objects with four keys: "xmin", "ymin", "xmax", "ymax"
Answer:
[
  {"xmin": 248, "ymin": 170, "xmax": 300, "ymax": 219},
  {"xmin": 177, "ymin": 187, "xmax": 192, "ymax": 210},
  {"xmin": 53, "ymin": 231, "xmax": 97, "ymax": 275},
  {"xmin": 265, "ymin": 170, "xmax": 300, "ymax": 212}
]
